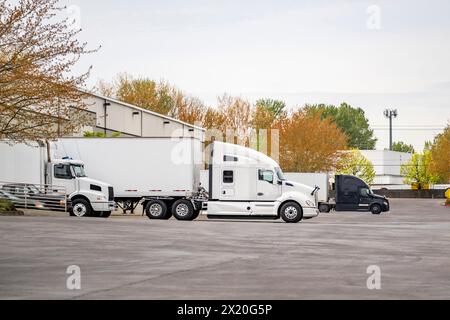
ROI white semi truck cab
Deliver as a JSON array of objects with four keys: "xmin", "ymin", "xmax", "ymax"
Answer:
[
  {"xmin": 46, "ymin": 158, "xmax": 115, "ymax": 218},
  {"xmin": 206, "ymin": 141, "xmax": 320, "ymax": 223}
]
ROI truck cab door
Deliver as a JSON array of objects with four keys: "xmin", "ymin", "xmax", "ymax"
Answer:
[
  {"xmin": 52, "ymin": 164, "xmax": 76, "ymax": 195},
  {"xmin": 256, "ymin": 169, "xmax": 281, "ymax": 201},
  {"xmin": 358, "ymin": 187, "xmax": 372, "ymax": 211},
  {"xmin": 339, "ymin": 188, "xmax": 359, "ymax": 210},
  {"xmin": 252, "ymin": 169, "xmax": 281, "ymax": 216}
]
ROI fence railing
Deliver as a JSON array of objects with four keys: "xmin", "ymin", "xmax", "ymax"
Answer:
[{"xmin": 0, "ymin": 181, "xmax": 68, "ymax": 212}]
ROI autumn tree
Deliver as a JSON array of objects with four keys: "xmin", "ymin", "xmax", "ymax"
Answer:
[
  {"xmin": 98, "ymin": 73, "xmax": 174, "ymax": 115},
  {"xmin": 252, "ymin": 99, "xmax": 286, "ymax": 154},
  {"xmin": 429, "ymin": 124, "xmax": 450, "ymax": 183},
  {"xmin": 203, "ymin": 107, "xmax": 226, "ymax": 130},
  {"xmin": 216, "ymin": 94, "xmax": 252, "ymax": 146},
  {"xmin": 305, "ymin": 103, "xmax": 377, "ymax": 150},
  {"xmin": 276, "ymin": 109, "xmax": 348, "ymax": 172},
  {"xmin": 98, "ymin": 73, "xmax": 207, "ymax": 125},
  {"xmin": 169, "ymin": 89, "xmax": 206, "ymax": 126},
  {"xmin": 336, "ymin": 150, "xmax": 376, "ymax": 184},
  {"xmin": 0, "ymin": 0, "xmax": 96, "ymax": 143}
]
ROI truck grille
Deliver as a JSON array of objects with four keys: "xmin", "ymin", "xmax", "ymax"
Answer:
[{"xmin": 108, "ymin": 187, "xmax": 114, "ymax": 201}]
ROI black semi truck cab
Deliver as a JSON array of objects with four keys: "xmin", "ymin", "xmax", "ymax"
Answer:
[{"xmin": 319, "ymin": 175, "xmax": 390, "ymax": 214}]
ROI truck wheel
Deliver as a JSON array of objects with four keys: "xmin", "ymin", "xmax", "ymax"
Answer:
[
  {"xmin": 371, "ymin": 204, "xmax": 382, "ymax": 215},
  {"xmin": 319, "ymin": 203, "xmax": 330, "ymax": 213},
  {"xmin": 145, "ymin": 200, "xmax": 168, "ymax": 220},
  {"xmin": 192, "ymin": 210, "xmax": 201, "ymax": 220},
  {"xmin": 70, "ymin": 199, "xmax": 92, "ymax": 217},
  {"xmin": 162, "ymin": 210, "xmax": 172, "ymax": 220},
  {"xmin": 100, "ymin": 211, "xmax": 112, "ymax": 218},
  {"xmin": 280, "ymin": 202, "xmax": 303, "ymax": 223},
  {"xmin": 172, "ymin": 200, "xmax": 195, "ymax": 221}
]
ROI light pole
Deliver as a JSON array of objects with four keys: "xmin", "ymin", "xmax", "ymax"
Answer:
[{"xmin": 384, "ymin": 109, "xmax": 398, "ymax": 150}]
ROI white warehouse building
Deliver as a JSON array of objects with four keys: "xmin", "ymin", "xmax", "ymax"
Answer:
[
  {"xmin": 74, "ymin": 92, "xmax": 205, "ymax": 140},
  {"xmin": 360, "ymin": 150, "xmax": 413, "ymax": 187}
]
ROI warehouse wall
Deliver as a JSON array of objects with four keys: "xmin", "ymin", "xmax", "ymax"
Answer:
[{"xmin": 81, "ymin": 94, "xmax": 204, "ymax": 139}]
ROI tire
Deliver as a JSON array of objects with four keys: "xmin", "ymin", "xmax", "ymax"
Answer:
[
  {"xmin": 172, "ymin": 200, "xmax": 195, "ymax": 221},
  {"xmin": 280, "ymin": 202, "xmax": 303, "ymax": 223},
  {"xmin": 162, "ymin": 210, "xmax": 173, "ymax": 220},
  {"xmin": 145, "ymin": 200, "xmax": 168, "ymax": 220},
  {"xmin": 192, "ymin": 210, "xmax": 201, "ymax": 220},
  {"xmin": 371, "ymin": 203, "xmax": 382, "ymax": 215},
  {"xmin": 100, "ymin": 211, "xmax": 112, "ymax": 218},
  {"xmin": 70, "ymin": 198, "xmax": 92, "ymax": 217},
  {"xmin": 319, "ymin": 203, "xmax": 330, "ymax": 213}
]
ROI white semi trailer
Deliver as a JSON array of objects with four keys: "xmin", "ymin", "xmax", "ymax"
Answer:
[
  {"xmin": 0, "ymin": 141, "xmax": 115, "ymax": 217},
  {"xmin": 54, "ymin": 137, "xmax": 320, "ymax": 223}
]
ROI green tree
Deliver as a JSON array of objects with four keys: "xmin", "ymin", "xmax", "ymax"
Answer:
[
  {"xmin": 336, "ymin": 150, "xmax": 376, "ymax": 184},
  {"xmin": 401, "ymin": 150, "xmax": 439, "ymax": 189},
  {"xmin": 392, "ymin": 141, "xmax": 415, "ymax": 153},
  {"xmin": 255, "ymin": 99, "xmax": 286, "ymax": 119},
  {"xmin": 305, "ymin": 103, "xmax": 377, "ymax": 150}
]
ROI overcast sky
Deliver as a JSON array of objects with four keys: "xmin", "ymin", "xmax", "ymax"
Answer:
[{"xmin": 64, "ymin": 0, "xmax": 450, "ymax": 151}]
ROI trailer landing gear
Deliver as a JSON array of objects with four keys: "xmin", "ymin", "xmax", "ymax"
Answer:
[{"xmin": 118, "ymin": 200, "xmax": 139, "ymax": 214}]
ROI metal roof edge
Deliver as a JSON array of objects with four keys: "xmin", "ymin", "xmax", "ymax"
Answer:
[{"xmin": 80, "ymin": 89, "xmax": 206, "ymax": 132}]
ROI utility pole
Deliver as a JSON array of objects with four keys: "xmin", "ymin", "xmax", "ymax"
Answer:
[{"xmin": 384, "ymin": 109, "xmax": 398, "ymax": 150}]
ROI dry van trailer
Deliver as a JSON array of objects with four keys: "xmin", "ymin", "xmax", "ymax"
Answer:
[{"xmin": 53, "ymin": 137, "xmax": 207, "ymax": 218}]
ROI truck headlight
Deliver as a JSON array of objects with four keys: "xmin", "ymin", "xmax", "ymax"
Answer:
[{"xmin": 305, "ymin": 200, "xmax": 315, "ymax": 207}]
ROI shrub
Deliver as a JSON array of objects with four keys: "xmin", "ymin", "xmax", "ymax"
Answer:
[{"xmin": 0, "ymin": 199, "xmax": 16, "ymax": 212}]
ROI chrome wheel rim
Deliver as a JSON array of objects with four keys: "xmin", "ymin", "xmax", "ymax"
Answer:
[
  {"xmin": 73, "ymin": 203, "xmax": 87, "ymax": 217},
  {"xmin": 149, "ymin": 204, "xmax": 162, "ymax": 217},
  {"xmin": 176, "ymin": 204, "xmax": 189, "ymax": 217},
  {"xmin": 284, "ymin": 206, "xmax": 298, "ymax": 220}
]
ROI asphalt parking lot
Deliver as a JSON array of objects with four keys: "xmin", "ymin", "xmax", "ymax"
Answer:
[{"xmin": 0, "ymin": 199, "xmax": 449, "ymax": 300}]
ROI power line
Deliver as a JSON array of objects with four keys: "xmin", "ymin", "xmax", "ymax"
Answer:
[{"xmin": 372, "ymin": 128, "xmax": 445, "ymax": 131}]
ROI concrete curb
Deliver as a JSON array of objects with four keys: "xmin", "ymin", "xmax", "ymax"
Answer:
[{"xmin": 0, "ymin": 211, "xmax": 25, "ymax": 216}]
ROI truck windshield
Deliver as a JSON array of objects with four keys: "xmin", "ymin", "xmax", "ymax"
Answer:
[
  {"xmin": 275, "ymin": 167, "xmax": 286, "ymax": 181},
  {"xmin": 71, "ymin": 165, "xmax": 87, "ymax": 178}
]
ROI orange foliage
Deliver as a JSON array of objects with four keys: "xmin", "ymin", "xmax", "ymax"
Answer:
[
  {"xmin": 0, "ymin": 0, "xmax": 96, "ymax": 142},
  {"xmin": 430, "ymin": 124, "xmax": 450, "ymax": 183},
  {"xmin": 275, "ymin": 110, "xmax": 348, "ymax": 172}
]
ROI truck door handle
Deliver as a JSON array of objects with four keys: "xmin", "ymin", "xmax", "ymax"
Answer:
[{"xmin": 257, "ymin": 193, "xmax": 264, "ymax": 196}]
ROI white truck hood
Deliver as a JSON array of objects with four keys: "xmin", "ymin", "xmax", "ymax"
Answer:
[
  {"xmin": 79, "ymin": 177, "xmax": 112, "ymax": 189},
  {"xmin": 284, "ymin": 180, "xmax": 316, "ymax": 195}
]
